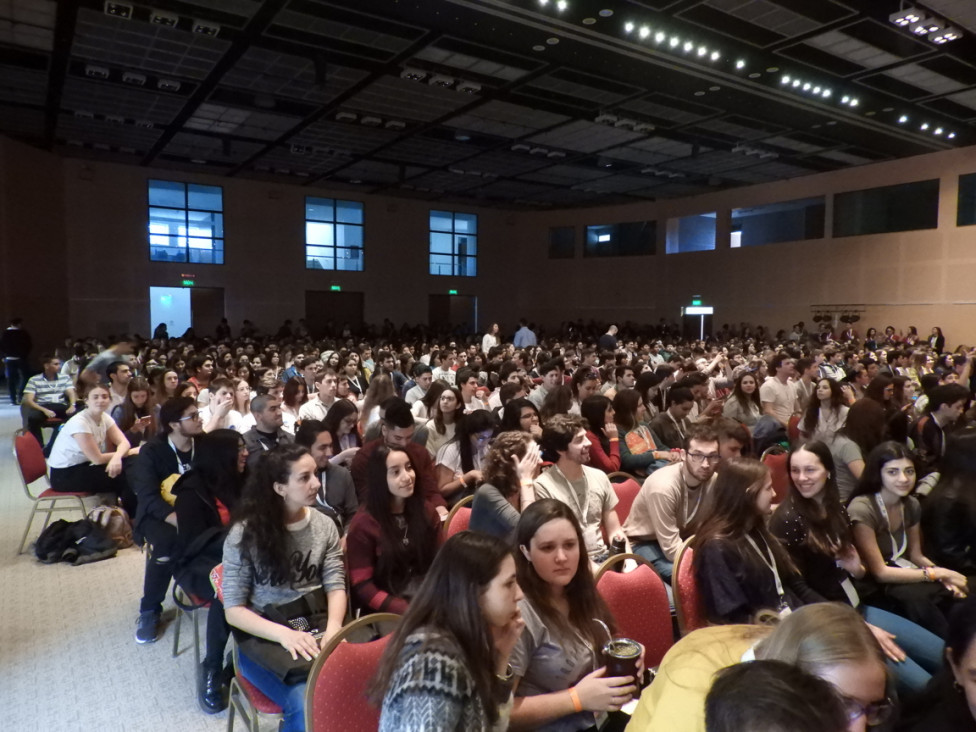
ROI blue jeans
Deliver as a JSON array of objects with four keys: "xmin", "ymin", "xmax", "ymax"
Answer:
[
  {"xmin": 632, "ymin": 540, "xmax": 674, "ymax": 609},
  {"xmin": 238, "ymin": 649, "xmax": 307, "ymax": 732},
  {"xmin": 862, "ymin": 605, "xmax": 945, "ymax": 695}
]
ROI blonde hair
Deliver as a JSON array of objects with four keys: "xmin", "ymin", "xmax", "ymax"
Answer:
[{"xmin": 756, "ymin": 603, "xmax": 885, "ymax": 676}]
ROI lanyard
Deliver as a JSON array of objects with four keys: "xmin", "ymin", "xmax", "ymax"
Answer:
[
  {"xmin": 745, "ymin": 534, "xmax": 789, "ymax": 613},
  {"xmin": 551, "ymin": 466, "xmax": 590, "ymax": 526},
  {"xmin": 668, "ymin": 412, "xmax": 686, "ymax": 441},
  {"xmin": 169, "ymin": 437, "xmax": 194, "ymax": 475},
  {"xmin": 874, "ymin": 495, "xmax": 913, "ymax": 568}
]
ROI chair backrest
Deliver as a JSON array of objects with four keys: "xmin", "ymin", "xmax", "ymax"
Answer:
[
  {"xmin": 209, "ymin": 564, "xmax": 225, "ymax": 604},
  {"xmin": 672, "ymin": 540, "xmax": 708, "ymax": 636},
  {"xmin": 305, "ymin": 613, "xmax": 401, "ymax": 732},
  {"xmin": 787, "ymin": 414, "xmax": 801, "ymax": 445},
  {"xmin": 610, "ymin": 479, "xmax": 641, "ymax": 526},
  {"xmin": 440, "ymin": 493, "xmax": 474, "ymax": 544},
  {"xmin": 760, "ymin": 447, "xmax": 790, "ymax": 504},
  {"xmin": 595, "ymin": 553, "xmax": 674, "ymax": 668},
  {"xmin": 13, "ymin": 429, "xmax": 49, "ymax": 498}
]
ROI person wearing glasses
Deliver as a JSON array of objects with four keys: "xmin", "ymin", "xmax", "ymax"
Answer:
[
  {"xmin": 622, "ymin": 424, "xmax": 720, "ymax": 583},
  {"xmin": 129, "ymin": 395, "xmax": 204, "ymax": 645}
]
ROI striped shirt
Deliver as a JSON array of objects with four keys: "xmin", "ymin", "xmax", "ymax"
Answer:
[{"xmin": 23, "ymin": 373, "xmax": 74, "ymax": 405}]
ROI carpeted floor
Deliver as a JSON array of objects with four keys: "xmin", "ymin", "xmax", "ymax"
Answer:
[{"xmin": 0, "ymin": 401, "xmax": 276, "ymax": 732}]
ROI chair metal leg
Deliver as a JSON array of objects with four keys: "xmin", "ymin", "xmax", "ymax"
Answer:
[
  {"xmin": 172, "ymin": 588, "xmax": 183, "ymax": 658},
  {"xmin": 192, "ymin": 604, "xmax": 201, "ymax": 668},
  {"xmin": 18, "ymin": 504, "xmax": 41, "ymax": 555}
]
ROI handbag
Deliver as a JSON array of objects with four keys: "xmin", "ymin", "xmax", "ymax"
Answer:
[{"xmin": 237, "ymin": 588, "xmax": 330, "ymax": 684}]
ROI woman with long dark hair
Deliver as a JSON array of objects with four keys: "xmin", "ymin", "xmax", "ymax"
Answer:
[
  {"xmin": 111, "ymin": 377, "xmax": 156, "ymax": 448},
  {"xmin": 579, "ymin": 394, "xmax": 620, "ymax": 473},
  {"xmin": 770, "ymin": 441, "xmax": 944, "ymax": 693},
  {"xmin": 509, "ymin": 499, "xmax": 640, "ymax": 731},
  {"xmin": 690, "ymin": 458, "xmax": 820, "ymax": 624},
  {"xmin": 321, "ymin": 398, "xmax": 362, "ymax": 467},
  {"xmin": 929, "ymin": 326, "xmax": 945, "ymax": 353},
  {"xmin": 829, "ymin": 398, "xmax": 887, "ymax": 502},
  {"xmin": 500, "ymin": 397, "xmax": 541, "ymax": 438},
  {"xmin": 172, "ymin": 429, "xmax": 248, "ymax": 713},
  {"xmin": 635, "ymin": 370, "xmax": 665, "ymax": 424},
  {"xmin": 570, "ymin": 369, "xmax": 601, "ymax": 416},
  {"xmin": 222, "ymin": 443, "xmax": 346, "ymax": 732},
  {"xmin": 799, "ymin": 378, "xmax": 848, "ymax": 445},
  {"xmin": 436, "ymin": 410, "xmax": 498, "ymax": 502},
  {"xmin": 411, "ymin": 379, "xmax": 445, "ymax": 421},
  {"xmin": 849, "ymin": 441, "xmax": 968, "ymax": 638},
  {"xmin": 721, "ymin": 371, "xmax": 762, "ymax": 427},
  {"xmin": 373, "ymin": 531, "xmax": 525, "ymax": 731},
  {"xmin": 281, "ymin": 378, "xmax": 308, "ymax": 423},
  {"xmin": 612, "ymin": 389, "xmax": 675, "ymax": 477},
  {"xmin": 425, "ymin": 385, "xmax": 462, "ymax": 458},
  {"xmin": 345, "ymin": 445, "xmax": 440, "ymax": 614}
]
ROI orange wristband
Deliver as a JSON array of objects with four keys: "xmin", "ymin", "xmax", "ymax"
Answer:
[{"xmin": 569, "ymin": 687, "xmax": 583, "ymax": 713}]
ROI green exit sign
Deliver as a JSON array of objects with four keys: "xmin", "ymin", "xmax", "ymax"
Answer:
[
  {"xmin": 691, "ymin": 298, "xmax": 702, "ymax": 306},
  {"xmin": 330, "ymin": 285, "xmax": 342, "ymax": 291},
  {"xmin": 448, "ymin": 289, "xmax": 458, "ymax": 295},
  {"xmin": 182, "ymin": 279, "xmax": 195, "ymax": 287}
]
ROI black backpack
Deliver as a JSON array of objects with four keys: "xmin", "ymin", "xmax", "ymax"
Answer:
[{"xmin": 34, "ymin": 519, "xmax": 118, "ymax": 565}]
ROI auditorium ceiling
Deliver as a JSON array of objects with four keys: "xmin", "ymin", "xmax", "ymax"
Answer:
[{"xmin": 2, "ymin": 0, "xmax": 976, "ymax": 208}]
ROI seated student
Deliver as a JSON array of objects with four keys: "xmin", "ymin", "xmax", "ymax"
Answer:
[
  {"xmin": 528, "ymin": 359, "xmax": 563, "ymax": 410},
  {"xmin": 297, "ymin": 369, "xmax": 338, "ymax": 422},
  {"xmin": 720, "ymin": 371, "xmax": 762, "ymax": 427},
  {"xmin": 346, "ymin": 446, "xmax": 440, "ymax": 614},
  {"xmin": 770, "ymin": 441, "xmax": 944, "ymax": 694},
  {"xmin": 294, "ymin": 419, "xmax": 358, "ymax": 534},
  {"xmin": 623, "ymin": 425, "xmax": 720, "ymax": 582},
  {"xmin": 364, "ymin": 397, "xmax": 430, "ymax": 446},
  {"xmin": 280, "ymin": 377, "xmax": 307, "ymax": 428},
  {"xmin": 435, "ymin": 410, "xmax": 497, "ymax": 503},
  {"xmin": 579, "ymin": 394, "xmax": 621, "ymax": 473},
  {"xmin": 899, "ymin": 596, "xmax": 976, "ymax": 732},
  {"xmin": 612, "ymin": 389, "xmax": 676, "ymax": 477},
  {"xmin": 411, "ymin": 379, "xmax": 445, "ymax": 421},
  {"xmin": 704, "ymin": 661, "xmax": 848, "ymax": 732},
  {"xmin": 222, "ymin": 444, "xmax": 346, "ymax": 732},
  {"xmin": 649, "ymin": 387, "xmax": 695, "ymax": 449},
  {"xmin": 540, "ymin": 385, "xmax": 574, "ymax": 423},
  {"xmin": 922, "ymin": 429, "xmax": 976, "ymax": 575},
  {"xmin": 199, "ymin": 377, "xmax": 243, "ymax": 433},
  {"xmin": 47, "ymin": 383, "xmax": 130, "ymax": 496},
  {"xmin": 849, "ymin": 441, "xmax": 968, "ymax": 638},
  {"xmin": 425, "ymin": 386, "xmax": 462, "ymax": 458},
  {"xmin": 470, "ymin": 431, "xmax": 541, "ymax": 542},
  {"xmin": 799, "ymin": 378, "xmax": 849, "ymax": 445},
  {"xmin": 691, "ymin": 457, "xmax": 821, "ymax": 624},
  {"xmin": 534, "ymin": 414, "xmax": 626, "ymax": 564},
  {"xmin": 911, "ymin": 383, "xmax": 969, "ymax": 477},
  {"xmin": 110, "ymin": 377, "xmax": 155, "ymax": 450},
  {"xmin": 359, "ymin": 373, "xmax": 396, "ymax": 434},
  {"xmin": 21, "ymin": 353, "xmax": 77, "ymax": 451},
  {"xmin": 171, "ymin": 429, "xmax": 246, "ymax": 714},
  {"xmin": 627, "ymin": 603, "xmax": 891, "ymax": 732},
  {"xmin": 830, "ymin": 399, "xmax": 887, "ymax": 502},
  {"xmin": 373, "ymin": 531, "xmax": 525, "ymax": 731},
  {"xmin": 241, "ymin": 394, "xmax": 293, "ymax": 471},
  {"xmin": 457, "ymin": 366, "xmax": 488, "ymax": 413},
  {"xmin": 570, "ymin": 368, "xmax": 601, "ymax": 416},
  {"xmin": 499, "ymin": 396, "xmax": 542, "ymax": 440},
  {"xmin": 403, "ymin": 363, "xmax": 433, "ymax": 404},
  {"xmin": 321, "ymin": 397, "xmax": 362, "ymax": 467},
  {"xmin": 510, "ymin": 500, "xmax": 641, "ymax": 732}
]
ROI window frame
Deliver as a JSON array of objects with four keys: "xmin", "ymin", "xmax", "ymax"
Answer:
[
  {"xmin": 304, "ymin": 196, "xmax": 365, "ymax": 272},
  {"xmin": 147, "ymin": 179, "xmax": 225, "ymax": 265},
  {"xmin": 429, "ymin": 209, "xmax": 478, "ymax": 277}
]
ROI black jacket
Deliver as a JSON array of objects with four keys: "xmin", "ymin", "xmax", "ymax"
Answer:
[
  {"xmin": 0, "ymin": 326, "xmax": 31, "ymax": 359},
  {"xmin": 130, "ymin": 434, "xmax": 196, "ymax": 529}
]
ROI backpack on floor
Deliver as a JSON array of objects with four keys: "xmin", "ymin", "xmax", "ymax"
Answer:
[
  {"xmin": 34, "ymin": 519, "xmax": 118, "ymax": 565},
  {"xmin": 87, "ymin": 505, "xmax": 134, "ymax": 549}
]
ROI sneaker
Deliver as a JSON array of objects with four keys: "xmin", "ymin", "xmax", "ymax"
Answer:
[{"xmin": 135, "ymin": 610, "xmax": 161, "ymax": 644}]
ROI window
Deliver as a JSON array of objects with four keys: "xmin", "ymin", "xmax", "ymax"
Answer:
[
  {"xmin": 305, "ymin": 197, "xmax": 364, "ymax": 271},
  {"xmin": 666, "ymin": 214, "xmax": 716, "ymax": 253},
  {"xmin": 731, "ymin": 197, "xmax": 825, "ymax": 248},
  {"xmin": 148, "ymin": 180, "xmax": 224, "ymax": 264},
  {"xmin": 549, "ymin": 226, "xmax": 575, "ymax": 259},
  {"xmin": 584, "ymin": 221, "xmax": 656, "ymax": 257},
  {"xmin": 833, "ymin": 180, "xmax": 939, "ymax": 237},
  {"xmin": 429, "ymin": 210, "xmax": 477, "ymax": 276},
  {"xmin": 958, "ymin": 173, "xmax": 976, "ymax": 227}
]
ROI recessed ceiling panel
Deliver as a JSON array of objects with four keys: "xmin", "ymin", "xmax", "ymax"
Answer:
[{"xmin": 527, "ymin": 120, "xmax": 644, "ymax": 154}]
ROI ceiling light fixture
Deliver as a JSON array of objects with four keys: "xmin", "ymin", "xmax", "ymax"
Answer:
[
  {"xmin": 639, "ymin": 26, "xmax": 650, "ymax": 39},
  {"xmin": 624, "ymin": 21, "xmax": 634, "ymax": 33},
  {"xmin": 556, "ymin": 0, "xmax": 568, "ymax": 11},
  {"xmin": 710, "ymin": 51, "xmax": 720, "ymax": 61},
  {"xmin": 150, "ymin": 10, "xmax": 178, "ymax": 26},
  {"xmin": 898, "ymin": 115, "xmax": 908, "ymax": 123},
  {"xmin": 736, "ymin": 59, "xmax": 746, "ymax": 69},
  {"xmin": 948, "ymin": 132, "xmax": 956, "ymax": 139},
  {"xmin": 889, "ymin": 8, "xmax": 922, "ymax": 27},
  {"xmin": 192, "ymin": 19, "xmax": 221, "ymax": 36},
  {"xmin": 104, "ymin": 2, "xmax": 133, "ymax": 19}
]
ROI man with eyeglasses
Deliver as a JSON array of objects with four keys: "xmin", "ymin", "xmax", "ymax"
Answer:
[
  {"xmin": 129, "ymin": 396, "xmax": 203, "ymax": 645},
  {"xmin": 623, "ymin": 424, "xmax": 721, "ymax": 583}
]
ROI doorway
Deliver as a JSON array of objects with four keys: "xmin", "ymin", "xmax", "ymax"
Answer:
[
  {"xmin": 149, "ymin": 286, "xmax": 224, "ymax": 339},
  {"xmin": 429, "ymin": 294, "xmax": 478, "ymax": 335},
  {"xmin": 305, "ymin": 290, "xmax": 365, "ymax": 338}
]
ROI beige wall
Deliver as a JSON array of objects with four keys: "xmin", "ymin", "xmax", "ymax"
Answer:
[
  {"xmin": 2, "ymin": 133, "xmax": 976, "ymax": 350},
  {"xmin": 514, "ymin": 145, "xmax": 976, "ymax": 346}
]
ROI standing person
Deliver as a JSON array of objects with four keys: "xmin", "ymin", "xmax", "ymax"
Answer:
[
  {"xmin": 509, "ymin": 499, "xmax": 640, "ymax": 731},
  {"xmin": 129, "ymin": 396, "xmax": 203, "ymax": 644},
  {"xmin": 849, "ymin": 441, "xmax": 969, "ymax": 638},
  {"xmin": 1, "ymin": 317, "xmax": 31, "ymax": 405},
  {"xmin": 373, "ymin": 531, "xmax": 525, "ymax": 731},
  {"xmin": 222, "ymin": 444, "xmax": 347, "ymax": 732},
  {"xmin": 21, "ymin": 354, "xmax": 77, "ymax": 450},
  {"xmin": 171, "ymin": 430, "xmax": 247, "ymax": 713},
  {"xmin": 513, "ymin": 319, "xmax": 537, "ymax": 349},
  {"xmin": 482, "ymin": 323, "xmax": 501, "ymax": 358},
  {"xmin": 346, "ymin": 446, "xmax": 440, "ymax": 614},
  {"xmin": 598, "ymin": 324, "xmax": 619, "ymax": 352},
  {"xmin": 760, "ymin": 352, "xmax": 799, "ymax": 429},
  {"xmin": 47, "ymin": 383, "xmax": 131, "ymax": 496},
  {"xmin": 534, "ymin": 414, "xmax": 626, "ymax": 564}
]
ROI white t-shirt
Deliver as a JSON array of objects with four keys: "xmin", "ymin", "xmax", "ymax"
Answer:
[
  {"xmin": 199, "ymin": 406, "xmax": 243, "ymax": 432},
  {"xmin": 48, "ymin": 410, "xmax": 115, "ymax": 469},
  {"xmin": 759, "ymin": 377, "xmax": 796, "ymax": 425},
  {"xmin": 435, "ymin": 440, "xmax": 486, "ymax": 478}
]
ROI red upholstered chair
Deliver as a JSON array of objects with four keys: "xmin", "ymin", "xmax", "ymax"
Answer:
[
  {"xmin": 609, "ymin": 478, "xmax": 641, "ymax": 527},
  {"xmin": 13, "ymin": 428, "xmax": 92, "ymax": 554},
  {"xmin": 595, "ymin": 553, "xmax": 674, "ymax": 669},
  {"xmin": 210, "ymin": 564, "xmax": 284, "ymax": 732},
  {"xmin": 672, "ymin": 540, "xmax": 708, "ymax": 636},
  {"xmin": 305, "ymin": 612, "xmax": 401, "ymax": 732},
  {"xmin": 440, "ymin": 494, "xmax": 473, "ymax": 544},
  {"xmin": 787, "ymin": 415, "xmax": 802, "ymax": 446},
  {"xmin": 760, "ymin": 446, "xmax": 790, "ymax": 504}
]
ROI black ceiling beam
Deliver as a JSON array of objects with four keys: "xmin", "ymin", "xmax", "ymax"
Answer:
[
  {"xmin": 44, "ymin": 0, "xmax": 80, "ymax": 149},
  {"xmin": 140, "ymin": 0, "xmax": 289, "ymax": 166}
]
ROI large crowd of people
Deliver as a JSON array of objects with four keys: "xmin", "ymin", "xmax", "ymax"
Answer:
[{"xmin": 8, "ymin": 313, "xmax": 976, "ymax": 731}]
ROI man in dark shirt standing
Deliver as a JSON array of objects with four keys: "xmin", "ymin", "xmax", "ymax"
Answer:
[
  {"xmin": 598, "ymin": 324, "xmax": 619, "ymax": 352},
  {"xmin": 1, "ymin": 317, "xmax": 32, "ymax": 405}
]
